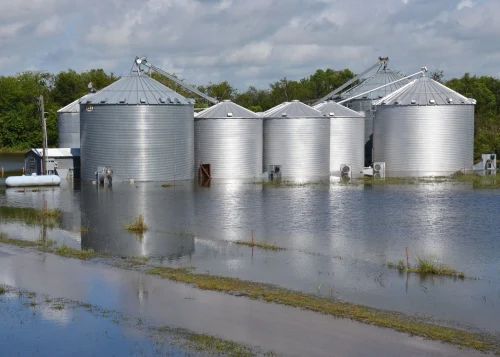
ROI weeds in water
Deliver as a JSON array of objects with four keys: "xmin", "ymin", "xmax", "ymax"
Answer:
[
  {"xmin": 147, "ymin": 266, "xmax": 494, "ymax": 352},
  {"xmin": 161, "ymin": 183, "xmax": 174, "ymax": 188},
  {"xmin": 55, "ymin": 245, "xmax": 96, "ymax": 260},
  {"xmin": 387, "ymin": 257, "xmax": 465, "ymax": 279},
  {"xmin": 0, "ymin": 286, "xmax": 6, "ymax": 295},
  {"xmin": 186, "ymin": 333, "xmax": 254, "ymax": 356},
  {"xmin": 51, "ymin": 303, "xmax": 65, "ymax": 310},
  {"xmin": 0, "ymin": 206, "xmax": 62, "ymax": 228},
  {"xmin": 234, "ymin": 240, "xmax": 285, "ymax": 251},
  {"xmin": 125, "ymin": 215, "xmax": 148, "ymax": 234}
]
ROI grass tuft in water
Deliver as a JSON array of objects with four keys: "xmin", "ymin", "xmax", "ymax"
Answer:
[
  {"xmin": 161, "ymin": 183, "xmax": 174, "ymax": 188},
  {"xmin": 55, "ymin": 245, "xmax": 96, "ymax": 260},
  {"xmin": 0, "ymin": 286, "xmax": 6, "ymax": 295},
  {"xmin": 147, "ymin": 266, "xmax": 494, "ymax": 352},
  {"xmin": 234, "ymin": 240, "xmax": 285, "ymax": 251},
  {"xmin": 125, "ymin": 215, "xmax": 149, "ymax": 234},
  {"xmin": 388, "ymin": 257, "xmax": 465, "ymax": 279}
]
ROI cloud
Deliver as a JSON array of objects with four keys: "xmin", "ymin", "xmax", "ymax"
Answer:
[{"xmin": 0, "ymin": 0, "xmax": 499, "ymax": 89}]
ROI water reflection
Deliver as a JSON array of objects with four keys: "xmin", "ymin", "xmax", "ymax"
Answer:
[{"xmin": 80, "ymin": 182, "xmax": 195, "ymax": 258}]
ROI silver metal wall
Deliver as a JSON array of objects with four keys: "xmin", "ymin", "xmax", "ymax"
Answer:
[
  {"xmin": 80, "ymin": 104, "xmax": 194, "ymax": 181},
  {"xmin": 330, "ymin": 117, "xmax": 365, "ymax": 177},
  {"xmin": 345, "ymin": 99, "xmax": 373, "ymax": 144},
  {"xmin": 263, "ymin": 118, "xmax": 330, "ymax": 181},
  {"xmin": 194, "ymin": 118, "xmax": 263, "ymax": 179},
  {"xmin": 58, "ymin": 112, "xmax": 80, "ymax": 148},
  {"xmin": 373, "ymin": 105, "xmax": 474, "ymax": 177}
]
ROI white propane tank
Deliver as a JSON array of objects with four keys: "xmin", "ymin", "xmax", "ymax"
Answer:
[{"xmin": 5, "ymin": 175, "xmax": 61, "ymax": 187}]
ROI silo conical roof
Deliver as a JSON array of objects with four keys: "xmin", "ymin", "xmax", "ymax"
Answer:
[
  {"xmin": 58, "ymin": 95, "xmax": 89, "ymax": 113},
  {"xmin": 264, "ymin": 100, "xmax": 321, "ymax": 118},
  {"xmin": 374, "ymin": 75, "xmax": 476, "ymax": 106},
  {"xmin": 196, "ymin": 100, "xmax": 259, "ymax": 118},
  {"xmin": 81, "ymin": 74, "xmax": 190, "ymax": 105},
  {"xmin": 314, "ymin": 101, "xmax": 365, "ymax": 118},
  {"xmin": 341, "ymin": 68, "xmax": 409, "ymax": 100}
]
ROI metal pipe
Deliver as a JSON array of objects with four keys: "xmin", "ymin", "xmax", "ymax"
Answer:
[
  {"xmin": 313, "ymin": 61, "xmax": 382, "ymax": 105},
  {"xmin": 337, "ymin": 68, "xmax": 427, "ymax": 104},
  {"xmin": 135, "ymin": 57, "xmax": 218, "ymax": 104}
]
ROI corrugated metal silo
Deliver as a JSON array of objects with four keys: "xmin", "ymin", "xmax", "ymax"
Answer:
[
  {"xmin": 263, "ymin": 100, "xmax": 330, "ymax": 181},
  {"xmin": 80, "ymin": 73, "xmax": 194, "ymax": 181},
  {"xmin": 314, "ymin": 101, "xmax": 365, "ymax": 177},
  {"xmin": 341, "ymin": 67, "xmax": 409, "ymax": 146},
  {"xmin": 195, "ymin": 100, "xmax": 262, "ymax": 179},
  {"xmin": 58, "ymin": 97, "xmax": 86, "ymax": 148},
  {"xmin": 373, "ymin": 75, "xmax": 475, "ymax": 177}
]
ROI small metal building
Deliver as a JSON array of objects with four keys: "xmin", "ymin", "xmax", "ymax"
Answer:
[
  {"xmin": 373, "ymin": 74, "xmax": 475, "ymax": 177},
  {"xmin": 341, "ymin": 66, "xmax": 409, "ymax": 165},
  {"xmin": 263, "ymin": 100, "xmax": 330, "ymax": 182},
  {"xmin": 195, "ymin": 100, "xmax": 262, "ymax": 179},
  {"xmin": 314, "ymin": 101, "xmax": 365, "ymax": 178},
  {"xmin": 57, "ymin": 96, "xmax": 86, "ymax": 148},
  {"xmin": 24, "ymin": 148, "xmax": 80, "ymax": 178},
  {"xmin": 80, "ymin": 73, "xmax": 194, "ymax": 182}
]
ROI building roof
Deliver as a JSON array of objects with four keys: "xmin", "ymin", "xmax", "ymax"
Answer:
[
  {"xmin": 57, "ymin": 95, "xmax": 90, "ymax": 113},
  {"xmin": 340, "ymin": 68, "xmax": 409, "ymax": 101},
  {"xmin": 314, "ymin": 101, "xmax": 364, "ymax": 118},
  {"xmin": 80, "ymin": 74, "xmax": 191, "ymax": 105},
  {"xmin": 195, "ymin": 100, "xmax": 259, "ymax": 118},
  {"xmin": 28, "ymin": 148, "xmax": 80, "ymax": 158},
  {"xmin": 374, "ymin": 75, "xmax": 476, "ymax": 106},
  {"xmin": 264, "ymin": 100, "xmax": 322, "ymax": 118}
]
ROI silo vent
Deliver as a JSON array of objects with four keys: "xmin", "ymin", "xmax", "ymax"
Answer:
[
  {"xmin": 223, "ymin": 99, "xmax": 231, "ymax": 102},
  {"xmin": 140, "ymin": 98, "xmax": 146, "ymax": 104},
  {"xmin": 100, "ymin": 99, "xmax": 107, "ymax": 104},
  {"xmin": 394, "ymin": 101, "xmax": 399, "ymax": 105},
  {"xmin": 175, "ymin": 98, "xmax": 181, "ymax": 104},
  {"xmin": 119, "ymin": 98, "xmax": 126, "ymax": 104},
  {"xmin": 429, "ymin": 99, "xmax": 436, "ymax": 105},
  {"xmin": 329, "ymin": 112, "xmax": 335, "ymax": 117},
  {"xmin": 447, "ymin": 98, "xmax": 453, "ymax": 104},
  {"xmin": 411, "ymin": 99, "xmax": 417, "ymax": 105},
  {"xmin": 167, "ymin": 97, "xmax": 173, "ymax": 103},
  {"xmin": 227, "ymin": 112, "xmax": 233, "ymax": 117},
  {"xmin": 281, "ymin": 112, "xmax": 287, "ymax": 117},
  {"xmin": 159, "ymin": 97, "xmax": 166, "ymax": 103},
  {"xmin": 292, "ymin": 99, "xmax": 299, "ymax": 102}
]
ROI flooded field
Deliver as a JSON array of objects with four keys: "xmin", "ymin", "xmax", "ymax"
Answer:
[{"xmin": 1, "ymin": 154, "xmax": 499, "ymax": 337}]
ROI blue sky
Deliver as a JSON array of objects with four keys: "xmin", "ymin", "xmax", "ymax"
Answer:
[{"xmin": 0, "ymin": 0, "xmax": 498, "ymax": 90}]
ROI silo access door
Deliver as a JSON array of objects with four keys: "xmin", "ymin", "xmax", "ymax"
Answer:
[{"xmin": 198, "ymin": 164, "xmax": 211, "ymax": 186}]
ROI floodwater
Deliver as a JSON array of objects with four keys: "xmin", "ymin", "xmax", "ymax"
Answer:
[
  {"xmin": 0, "ymin": 289, "xmax": 197, "ymax": 356},
  {"xmin": 1, "ymin": 154, "xmax": 499, "ymax": 335}
]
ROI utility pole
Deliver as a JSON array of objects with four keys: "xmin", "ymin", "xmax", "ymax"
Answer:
[{"xmin": 38, "ymin": 95, "xmax": 48, "ymax": 175}]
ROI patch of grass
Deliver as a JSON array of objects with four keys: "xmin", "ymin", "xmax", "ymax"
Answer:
[
  {"xmin": 125, "ymin": 215, "xmax": 149, "ymax": 234},
  {"xmin": 147, "ymin": 266, "xmax": 495, "ymax": 353},
  {"xmin": 186, "ymin": 333, "xmax": 254, "ymax": 356},
  {"xmin": 234, "ymin": 240, "xmax": 285, "ymax": 251},
  {"xmin": 0, "ymin": 286, "xmax": 6, "ymax": 295},
  {"xmin": 0, "ymin": 206, "xmax": 62, "ymax": 228},
  {"xmin": 388, "ymin": 257, "xmax": 465, "ymax": 279},
  {"xmin": 51, "ymin": 303, "xmax": 65, "ymax": 310},
  {"xmin": 161, "ymin": 183, "xmax": 174, "ymax": 188},
  {"xmin": 0, "ymin": 233, "xmax": 40, "ymax": 248},
  {"xmin": 451, "ymin": 172, "xmax": 500, "ymax": 189},
  {"xmin": 55, "ymin": 245, "xmax": 96, "ymax": 260}
]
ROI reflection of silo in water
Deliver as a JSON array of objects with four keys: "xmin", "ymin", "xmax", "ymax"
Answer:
[
  {"xmin": 192, "ymin": 183, "xmax": 264, "ymax": 243},
  {"xmin": 259, "ymin": 185, "xmax": 332, "ymax": 252},
  {"xmin": 80, "ymin": 182, "xmax": 194, "ymax": 258}
]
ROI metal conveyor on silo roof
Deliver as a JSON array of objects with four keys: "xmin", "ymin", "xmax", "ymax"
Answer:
[
  {"xmin": 313, "ymin": 57, "xmax": 390, "ymax": 105},
  {"xmin": 134, "ymin": 56, "xmax": 219, "ymax": 105}
]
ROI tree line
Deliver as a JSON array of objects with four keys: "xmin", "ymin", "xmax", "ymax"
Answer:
[{"xmin": 0, "ymin": 68, "xmax": 498, "ymax": 160}]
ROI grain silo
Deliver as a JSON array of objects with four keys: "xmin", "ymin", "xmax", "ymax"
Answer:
[
  {"xmin": 80, "ymin": 72, "xmax": 194, "ymax": 182},
  {"xmin": 314, "ymin": 101, "xmax": 365, "ymax": 178},
  {"xmin": 194, "ymin": 100, "xmax": 262, "ymax": 179},
  {"xmin": 373, "ymin": 74, "xmax": 475, "ymax": 177},
  {"xmin": 263, "ymin": 100, "xmax": 329, "ymax": 182},
  {"xmin": 58, "ymin": 96, "xmax": 86, "ymax": 148},
  {"xmin": 340, "ymin": 63, "xmax": 409, "ymax": 165}
]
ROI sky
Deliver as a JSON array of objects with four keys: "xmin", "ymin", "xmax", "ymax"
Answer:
[{"xmin": 0, "ymin": 0, "xmax": 499, "ymax": 90}]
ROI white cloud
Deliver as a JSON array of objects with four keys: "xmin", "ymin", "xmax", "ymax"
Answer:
[{"xmin": 0, "ymin": 0, "xmax": 499, "ymax": 89}]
